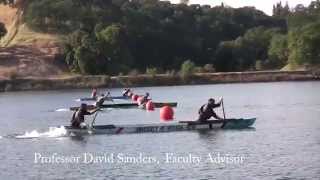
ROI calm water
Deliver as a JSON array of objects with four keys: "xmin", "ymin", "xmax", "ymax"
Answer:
[{"xmin": 0, "ymin": 82, "xmax": 319, "ymax": 179}]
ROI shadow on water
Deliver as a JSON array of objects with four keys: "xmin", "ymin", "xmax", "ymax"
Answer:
[
  {"xmin": 195, "ymin": 129, "xmax": 221, "ymax": 147},
  {"xmin": 70, "ymin": 135, "xmax": 87, "ymax": 142},
  {"xmin": 196, "ymin": 127, "xmax": 256, "ymax": 138},
  {"xmin": 195, "ymin": 127, "xmax": 257, "ymax": 150},
  {"xmin": 196, "ymin": 129, "xmax": 220, "ymax": 138},
  {"xmin": 223, "ymin": 127, "xmax": 256, "ymax": 131}
]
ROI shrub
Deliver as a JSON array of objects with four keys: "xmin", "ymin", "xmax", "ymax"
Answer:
[
  {"xmin": 0, "ymin": 22, "xmax": 7, "ymax": 39},
  {"xmin": 128, "ymin": 69, "xmax": 139, "ymax": 76},
  {"xmin": 203, "ymin": 64, "xmax": 216, "ymax": 73},
  {"xmin": 6, "ymin": 69, "xmax": 18, "ymax": 80},
  {"xmin": 146, "ymin": 67, "xmax": 158, "ymax": 77},
  {"xmin": 166, "ymin": 70, "xmax": 176, "ymax": 77},
  {"xmin": 180, "ymin": 60, "xmax": 195, "ymax": 78},
  {"xmin": 255, "ymin": 60, "xmax": 263, "ymax": 70},
  {"xmin": 194, "ymin": 66, "xmax": 204, "ymax": 73}
]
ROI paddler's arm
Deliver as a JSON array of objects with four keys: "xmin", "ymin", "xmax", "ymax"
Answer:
[
  {"xmin": 198, "ymin": 105, "xmax": 204, "ymax": 114},
  {"xmin": 88, "ymin": 108, "xmax": 99, "ymax": 115},
  {"xmin": 212, "ymin": 112, "xmax": 223, "ymax": 120},
  {"xmin": 106, "ymin": 92, "xmax": 113, "ymax": 102}
]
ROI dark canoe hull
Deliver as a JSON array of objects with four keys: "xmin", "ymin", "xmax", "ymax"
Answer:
[
  {"xmin": 64, "ymin": 118, "xmax": 256, "ymax": 135},
  {"xmin": 77, "ymin": 96, "xmax": 130, "ymax": 101},
  {"xmin": 70, "ymin": 102, "xmax": 178, "ymax": 111}
]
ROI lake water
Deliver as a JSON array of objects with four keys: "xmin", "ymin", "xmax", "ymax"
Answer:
[{"xmin": 0, "ymin": 82, "xmax": 319, "ymax": 179}]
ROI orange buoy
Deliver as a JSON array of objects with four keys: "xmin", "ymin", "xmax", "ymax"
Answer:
[
  {"xmin": 146, "ymin": 101, "xmax": 155, "ymax": 111},
  {"xmin": 132, "ymin": 94, "xmax": 139, "ymax": 102},
  {"xmin": 137, "ymin": 96, "xmax": 144, "ymax": 105},
  {"xmin": 160, "ymin": 106, "xmax": 174, "ymax": 121}
]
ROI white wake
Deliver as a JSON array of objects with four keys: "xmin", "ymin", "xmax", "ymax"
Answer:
[
  {"xmin": 55, "ymin": 108, "xmax": 70, "ymax": 112},
  {"xmin": 15, "ymin": 126, "xmax": 67, "ymax": 139}
]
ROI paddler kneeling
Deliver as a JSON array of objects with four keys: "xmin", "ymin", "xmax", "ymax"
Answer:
[
  {"xmin": 95, "ymin": 94, "xmax": 108, "ymax": 108},
  {"xmin": 71, "ymin": 103, "xmax": 99, "ymax": 128},
  {"xmin": 198, "ymin": 98, "xmax": 223, "ymax": 122},
  {"xmin": 138, "ymin": 92, "xmax": 150, "ymax": 108},
  {"xmin": 103, "ymin": 91, "xmax": 113, "ymax": 102},
  {"xmin": 122, "ymin": 88, "xmax": 132, "ymax": 97},
  {"xmin": 91, "ymin": 88, "xmax": 98, "ymax": 99}
]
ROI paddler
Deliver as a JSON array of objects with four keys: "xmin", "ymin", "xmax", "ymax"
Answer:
[
  {"xmin": 71, "ymin": 103, "xmax": 99, "ymax": 128},
  {"xmin": 104, "ymin": 91, "xmax": 113, "ymax": 102},
  {"xmin": 138, "ymin": 92, "xmax": 150, "ymax": 107},
  {"xmin": 95, "ymin": 94, "xmax": 106, "ymax": 108},
  {"xmin": 91, "ymin": 88, "xmax": 98, "ymax": 99},
  {"xmin": 197, "ymin": 98, "xmax": 223, "ymax": 122},
  {"xmin": 122, "ymin": 88, "xmax": 132, "ymax": 97}
]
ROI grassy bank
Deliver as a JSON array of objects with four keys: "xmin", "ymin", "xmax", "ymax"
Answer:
[{"xmin": 0, "ymin": 70, "xmax": 319, "ymax": 92}]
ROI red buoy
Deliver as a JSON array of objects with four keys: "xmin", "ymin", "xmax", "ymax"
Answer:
[
  {"xmin": 137, "ymin": 96, "xmax": 144, "ymax": 105},
  {"xmin": 132, "ymin": 94, "xmax": 139, "ymax": 102},
  {"xmin": 146, "ymin": 101, "xmax": 155, "ymax": 111},
  {"xmin": 160, "ymin": 106, "xmax": 174, "ymax": 121}
]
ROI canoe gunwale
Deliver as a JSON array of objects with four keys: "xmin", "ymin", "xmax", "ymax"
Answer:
[
  {"xmin": 64, "ymin": 118, "xmax": 256, "ymax": 135},
  {"xmin": 69, "ymin": 102, "xmax": 178, "ymax": 111}
]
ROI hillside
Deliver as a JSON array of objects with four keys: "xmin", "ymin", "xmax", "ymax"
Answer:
[{"xmin": 0, "ymin": 3, "xmax": 67, "ymax": 79}]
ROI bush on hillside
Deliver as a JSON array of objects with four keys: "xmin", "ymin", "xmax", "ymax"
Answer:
[
  {"xmin": 0, "ymin": 22, "xmax": 7, "ymax": 39},
  {"xmin": 146, "ymin": 67, "xmax": 158, "ymax": 77},
  {"xmin": 180, "ymin": 60, "xmax": 195, "ymax": 78}
]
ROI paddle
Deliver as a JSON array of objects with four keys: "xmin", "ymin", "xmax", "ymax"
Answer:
[
  {"xmin": 221, "ymin": 97, "xmax": 226, "ymax": 120},
  {"xmin": 221, "ymin": 97, "xmax": 227, "ymax": 128},
  {"xmin": 91, "ymin": 110, "xmax": 99, "ymax": 127}
]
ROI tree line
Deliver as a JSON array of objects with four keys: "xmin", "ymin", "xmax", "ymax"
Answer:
[{"xmin": 1, "ymin": 0, "xmax": 320, "ymax": 75}]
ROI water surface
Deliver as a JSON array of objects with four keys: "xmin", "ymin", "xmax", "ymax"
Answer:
[{"xmin": 0, "ymin": 82, "xmax": 319, "ymax": 179}]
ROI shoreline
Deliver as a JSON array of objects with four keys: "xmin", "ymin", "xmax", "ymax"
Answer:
[{"xmin": 0, "ymin": 70, "xmax": 319, "ymax": 92}]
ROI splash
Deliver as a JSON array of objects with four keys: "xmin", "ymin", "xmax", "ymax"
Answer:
[
  {"xmin": 55, "ymin": 108, "xmax": 69, "ymax": 112},
  {"xmin": 15, "ymin": 126, "xmax": 67, "ymax": 139}
]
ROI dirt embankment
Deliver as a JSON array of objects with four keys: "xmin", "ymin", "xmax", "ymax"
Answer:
[
  {"xmin": 0, "ymin": 2, "xmax": 67, "ymax": 79},
  {"xmin": 0, "ymin": 71, "xmax": 318, "ymax": 92}
]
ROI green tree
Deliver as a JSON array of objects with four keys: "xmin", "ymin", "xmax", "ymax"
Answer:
[
  {"xmin": 272, "ymin": 1, "xmax": 290, "ymax": 17},
  {"xmin": 268, "ymin": 34, "xmax": 288, "ymax": 68},
  {"xmin": 288, "ymin": 22, "xmax": 320, "ymax": 65},
  {"xmin": 74, "ymin": 46, "xmax": 98, "ymax": 74},
  {"xmin": 63, "ymin": 30, "xmax": 89, "ymax": 72},
  {"xmin": 214, "ymin": 41, "xmax": 238, "ymax": 71},
  {"xmin": 97, "ymin": 24, "xmax": 133, "ymax": 74},
  {"xmin": 214, "ymin": 27, "xmax": 281, "ymax": 71}
]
